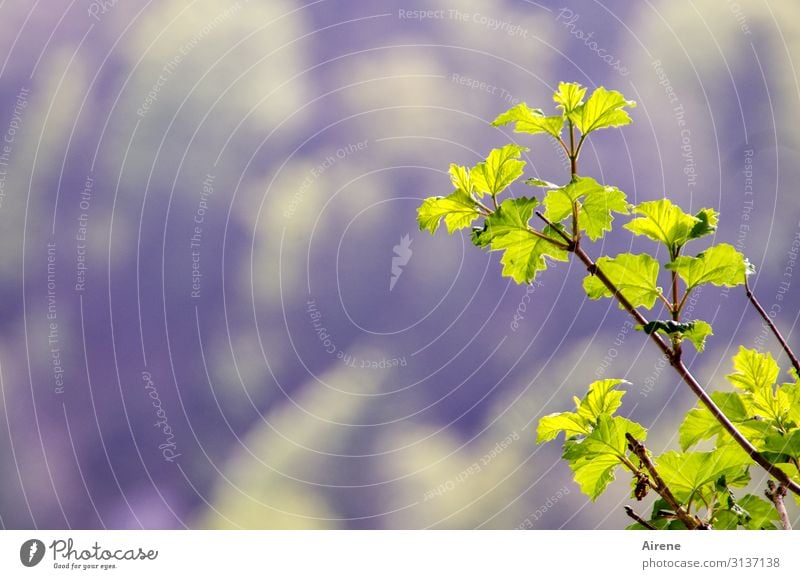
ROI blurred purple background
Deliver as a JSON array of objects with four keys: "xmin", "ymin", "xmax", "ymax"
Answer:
[{"xmin": 0, "ymin": 0, "xmax": 799, "ymax": 529}]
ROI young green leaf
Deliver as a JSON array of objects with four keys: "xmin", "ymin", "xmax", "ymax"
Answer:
[
  {"xmin": 666, "ymin": 244, "xmax": 749, "ymax": 291},
  {"xmin": 580, "ymin": 184, "xmax": 629, "ymax": 241},
  {"xmin": 678, "ymin": 392, "xmax": 749, "ymax": 450},
  {"xmin": 656, "ymin": 445, "xmax": 751, "ymax": 504},
  {"xmin": 448, "ymin": 164, "xmax": 474, "ymax": 193},
  {"xmin": 553, "ymin": 81, "xmax": 587, "ymax": 116},
  {"xmin": 576, "ymin": 379, "xmax": 628, "ymax": 423},
  {"xmin": 542, "ymin": 176, "xmax": 629, "ymax": 241},
  {"xmin": 778, "ymin": 380, "xmax": 800, "ymax": 426},
  {"xmin": 492, "ymin": 228, "xmax": 569, "ymax": 284},
  {"xmin": 689, "ymin": 208, "xmax": 719, "ymax": 240},
  {"xmin": 492, "ymin": 103, "xmax": 564, "ymax": 138},
  {"xmin": 736, "ymin": 495, "xmax": 781, "ymax": 529},
  {"xmin": 524, "ymin": 177, "xmax": 560, "ymax": 189},
  {"xmin": 563, "ymin": 415, "xmax": 645, "ymax": 500},
  {"xmin": 537, "ymin": 412, "xmax": 589, "ymax": 443},
  {"xmin": 470, "ymin": 144, "xmax": 528, "ymax": 198},
  {"xmin": 725, "ymin": 347, "xmax": 791, "ymax": 424},
  {"xmin": 763, "ymin": 429, "xmax": 800, "ymax": 459},
  {"xmin": 623, "ymin": 199, "xmax": 699, "ymax": 256},
  {"xmin": 583, "ymin": 253, "xmax": 662, "ymax": 309},
  {"xmin": 417, "ymin": 189, "xmax": 481, "ymax": 234},
  {"xmin": 472, "ymin": 197, "xmax": 568, "ymax": 284},
  {"xmin": 573, "ymin": 87, "xmax": 636, "ymax": 135},
  {"xmin": 537, "ymin": 379, "xmax": 629, "ymax": 443},
  {"xmin": 637, "ymin": 320, "xmax": 713, "ymax": 352},
  {"xmin": 472, "ymin": 197, "xmax": 537, "ymax": 247},
  {"xmin": 681, "ymin": 320, "xmax": 713, "ymax": 352},
  {"xmin": 727, "ymin": 347, "xmax": 781, "ymax": 393}
]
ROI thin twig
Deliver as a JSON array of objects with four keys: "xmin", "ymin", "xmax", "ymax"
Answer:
[
  {"xmin": 525, "ymin": 227, "xmax": 571, "ymax": 251},
  {"xmin": 657, "ymin": 292, "xmax": 673, "ymax": 312},
  {"xmin": 535, "ymin": 211, "xmax": 573, "ymax": 246},
  {"xmin": 671, "ymin": 271, "xmax": 682, "ymax": 360},
  {"xmin": 744, "ymin": 276, "xmax": 800, "ymax": 376},
  {"xmin": 624, "ymin": 506, "xmax": 656, "ymax": 530},
  {"xmin": 765, "ymin": 481, "xmax": 792, "ymax": 530},
  {"xmin": 626, "ymin": 434, "xmax": 701, "ymax": 530},
  {"xmin": 568, "ymin": 120, "xmax": 577, "ymax": 178},
  {"xmin": 472, "ymin": 196, "xmax": 493, "ymax": 215}
]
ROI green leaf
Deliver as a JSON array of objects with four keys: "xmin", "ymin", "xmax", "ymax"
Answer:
[
  {"xmin": 543, "ymin": 177, "xmax": 629, "ymax": 241},
  {"xmin": 666, "ymin": 244, "xmax": 749, "ymax": 291},
  {"xmin": 524, "ymin": 177, "xmax": 560, "ymax": 189},
  {"xmin": 537, "ymin": 379, "xmax": 631, "ymax": 443},
  {"xmin": 417, "ymin": 189, "xmax": 480, "ymax": 234},
  {"xmin": 689, "ymin": 208, "xmax": 719, "ymax": 240},
  {"xmin": 448, "ymin": 164, "xmax": 473, "ymax": 193},
  {"xmin": 736, "ymin": 495, "xmax": 780, "ymax": 530},
  {"xmin": 580, "ymin": 184, "xmax": 629, "ymax": 241},
  {"xmin": 725, "ymin": 347, "xmax": 794, "ymax": 425},
  {"xmin": 553, "ymin": 81, "xmax": 587, "ymax": 116},
  {"xmin": 778, "ymin": 380, "xmax": 800, "ymax": 426},
  {"xmin": 656, "ymin": 445, "xmax": 751, "ymax": 504},
  {"xmin": 726, "ymin": 347, "xmax": 780, "ymax": 394},
  {"xmin": 678, "ymin": 392, "xmax": 748, "ymax": 450},
  {"xmin": 583, "ymin": 253, "xmax": 662, "ymax": 309},
  {"xmin": 493, "ymin": 227, "xmax": 569, "ymax": 284},
  {"xmin": 682, "ymin": 320, "xmax": 713, "ymax": 352},
  {"xmin": 713, "ymin": 510, "xmax": 740, "ymax": 530},
  {"xmin": 764, "ymin": 429, "xmax": 800, "ymax": 459},
  {"xmin": 542, "ymin": 180, "xmax": 586, "ymax": 222},
  {"xmin": 563, "ymin": 415, "xmax": 643, "ymax": 500},
  {"xmin": 492, "ymin": 103, "xmax": 563, "ymax": 138},
  {"xmin": 637, "ymin": 320, "xmax": 712, "ymax": 352},
  {"xmin": 567, "ymin": 453, "xmax": 620, "ymax": 501},
  {"xmin": 573, "ymin": 86, "xmax": 636, "ymax": 135},
  {"xmin": 537, "ymin": 411, "xmax": 588, "ymax": 443},
  {"xmin": 472, "ymin": 197, "xmax": 568, "ymax": 284},
  {"xmin": 470, "ymin": 144, "xmax": 528, "ymax": 198},
  {"xmin": 576, "ymin": 379, "xmax": 627, "ymax": 423},
  {"xmin": 623, "ymin": 199, "xmax": 699, "ymax": 255},
  {"xmin": 472, "ymin": 197, "xmax": 537, "ymax": 247}
]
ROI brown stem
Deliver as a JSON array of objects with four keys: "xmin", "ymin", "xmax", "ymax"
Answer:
[
  {"xmin": 626, "ymin": 434, "xmax": 702, "ymax": 530},
  {"xmin": 671, "ymin": 272, "xmax": 682, "ymax": 360},
  {"xmin": 535, "ymin": 211, "xmax": 573, "ymax": 246},
  {"xmin": 744, "ymin": 276, "xmax": 800, "ymax": 376},
  {"xmin": 765, "ymin": 481, "xmax": 792, "ymax": 530},
  {"xmin": 657, "ymin": 292, "xmax": 673, "ymax": 311},
  {"xmin": 568, "ymin": 120, "xmax": 577, "ymax": 178},
  {"xmin": 473, "ymin": 196, "xmax": 493, "ymax": 215},
  {"xmin": 525, "ymin": 227, "xmax": 571, "ymax": 251},
  {"xmin": 573, "ymin": 245, "xmax": 800, "ymax": 496},
  {"xmin": 624, "ymin": 506, "xmax": 656, "ymax": 530}
]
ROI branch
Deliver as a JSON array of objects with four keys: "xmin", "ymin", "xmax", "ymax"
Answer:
[
  {"xmin": 568, "ymin": 120, "xmax": 577, "ymax": 178},
  {"xmin": 472, "ymin": 196, "xmax": 493, "ymax": 216},
  {"xmin": 525, "ymin": 226, "xmax": 571, "ymax": 251},
  {"xmin": 624, "ymin": 506, "xmax": 656, "ymax": 530},
  {"xmin": 744, "ymin": 276, "xmax": 800, "ymax": 376},
  {"xmin": 535, "ymin": 211, "xmax": 574, "ymax": 246},
  {"xmin": 671, "ymin": 271, "xmax": 682, "ymax": 360},
  {"xmin": 765, "ymin": 481, "xmax": 792, "ymax": 530},
  {"xmin": 626, "ymin": 434, "xmax": 702, "ymax": 530},
  {"xmin": 573, "ymin": 245, "xmax": 800, "ymax": 496}
]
